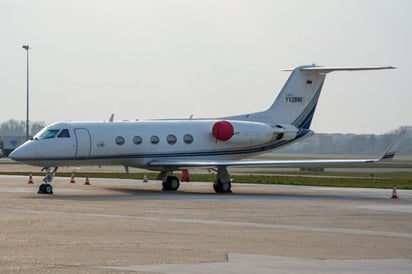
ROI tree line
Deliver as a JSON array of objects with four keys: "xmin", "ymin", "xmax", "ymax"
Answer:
[{"xmin": 0, "ymin": 119, "xmax": 45, "ymax": 137}]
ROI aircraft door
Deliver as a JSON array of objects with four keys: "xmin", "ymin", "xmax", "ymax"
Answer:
[{"xmin": 74, "ymin": 128, "xmax": 91, "ymax": 158}]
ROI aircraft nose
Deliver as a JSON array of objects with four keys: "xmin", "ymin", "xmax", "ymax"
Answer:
[{"xmin": 9, "ymin": 142, "xmax": 34, "ymax": 161}]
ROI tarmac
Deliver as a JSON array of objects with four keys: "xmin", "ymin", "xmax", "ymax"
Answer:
[{"xmin": 0, "ymin": 174, "xmax": 411, "ymax": 273}]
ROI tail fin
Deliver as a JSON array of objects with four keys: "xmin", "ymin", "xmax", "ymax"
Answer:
[{"xmin": 226, "ymin": 65, "xmax": 395, "ymax": 128}]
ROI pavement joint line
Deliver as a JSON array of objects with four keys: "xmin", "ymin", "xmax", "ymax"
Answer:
[{"xmin": 2, "ymin": 207, "xmax": 412, "ymax": 239}]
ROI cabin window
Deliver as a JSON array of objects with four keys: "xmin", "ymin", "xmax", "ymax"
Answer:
[
  {"xmin": 39, "ymin": 129, "xmax": 59, "ymax": 139},
  {"xmin": 133, "ymin": 136, "xmax": 143, "ymax": 145},
  {"xmin": 167, "ymin": 134, "xmax": 177, "ymax": 145},
  {"xmin": 115, "ymin": 136, "xmax": 125, "ymax": 145},
  {"xmin": 58, "ymin": 129, "xmax": 70, "ymax": 138},
  {"xmin": 183, "ymin": 134, "xmax": 193, "ymax": 144},
  {"xmin": 150, "ymin": 135, "xmax": 160, "ymax": 144}
]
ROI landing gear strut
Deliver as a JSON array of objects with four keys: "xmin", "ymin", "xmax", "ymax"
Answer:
[
  {"xmin": 213, "ymin": 166, "xmax": 232, "ymax": 193},
  {"xmin": 159, "ymin": 171, "xmax": 180, "ymax": 191},
  {"xmin": 38, "ymin": 167, "xmax": 58, "ymax": 194}
]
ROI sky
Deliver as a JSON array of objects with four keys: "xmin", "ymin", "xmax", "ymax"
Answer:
[{"xmin": 1, "ymin": 0, "xmax": 411, "ymax": 134}]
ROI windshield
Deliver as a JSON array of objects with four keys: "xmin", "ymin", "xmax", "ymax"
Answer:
[{"xmin": 38, "ymin": 129, "xmax": 60, "ymax": 139}]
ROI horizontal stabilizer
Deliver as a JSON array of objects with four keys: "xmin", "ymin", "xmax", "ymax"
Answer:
[{"xmin": 283, "ymin": 66, "xmax": 396, "ymax": 73}]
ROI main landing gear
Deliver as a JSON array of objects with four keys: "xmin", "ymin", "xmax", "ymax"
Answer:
[
  {"xmin": 157, "ymin": 167, "xmax": 232, "ymax": 193},
  {"xmin": 213, "ymin": 166, "xmax": 232, "ymax": 193},
  {"xmin": 38, "ymin": 167, "xmax": 58, "ymax": 194}
]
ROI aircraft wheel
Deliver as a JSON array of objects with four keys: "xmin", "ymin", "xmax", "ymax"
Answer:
[
  {"xmin": 213, "ymin": 179, "xmax": 232, "ymax": 193},
  {"xmin": 38, "ymin": 183, "xmax": 53, "ymax": 194},
  {"xmin": 44, "ymin": 184, "xmax": 53, "ymax": 194},
  {"xmin": 169, "ymin": 176, "xmax": 180, "ymax": 191},
  {"xmin": 223, "ymin": 182, "xmax": 231, "ymax": 193},
  {"xmin": 38, "ymin": 184, "xmax": 45, "ymax": 194},
  {"xmin": 213, "ymin": 183, "xmax": 221, "ymax": 193},
  {"xmin": 162, "ymin": 176, "xmax": 180, "ymax": 191}
]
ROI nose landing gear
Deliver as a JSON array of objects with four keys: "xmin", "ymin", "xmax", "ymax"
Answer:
[{"xmin": 38, "ymin": 167, "xmax": 58, "ymax": 194}]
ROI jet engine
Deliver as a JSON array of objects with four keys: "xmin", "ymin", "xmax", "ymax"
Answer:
[
  {"xmin": 273, "ymin": 124, "xmax": 298, "ymax": 141},
  {"xmin": 211, "ymin": 120, "xmax": 276, "ymax": 145}
]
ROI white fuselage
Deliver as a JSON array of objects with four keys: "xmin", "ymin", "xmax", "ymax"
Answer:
[{"xmin": 11, "ymin": 119, "xmax": 307, "ymax": 169}]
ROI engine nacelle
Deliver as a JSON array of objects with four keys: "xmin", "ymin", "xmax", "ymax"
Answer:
[
  {"xmin": 212, "ymin": 120, "xmax": 276, "ymax": 145},
  {"xmin": 273, "ymin": 124, "xmax": 298, "ymax": 141}
]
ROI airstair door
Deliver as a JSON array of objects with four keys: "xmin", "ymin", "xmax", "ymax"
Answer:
[{"xmin": 74, "ymin": 128, "xmax": 91, "ymax": 159}]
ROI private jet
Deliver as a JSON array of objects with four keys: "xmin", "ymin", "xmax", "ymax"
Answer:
[{"xmin": 10, "ymin": 64, "xmax": 403, "ymax": 194}]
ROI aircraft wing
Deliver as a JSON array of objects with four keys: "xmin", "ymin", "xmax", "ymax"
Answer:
[{"xmin": 148, "ymin": 130, "xmax": 406, "ymax": 169}]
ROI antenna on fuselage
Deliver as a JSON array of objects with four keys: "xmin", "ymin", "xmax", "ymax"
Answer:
[{"xmin": 109, "ymin": 113, "xmax": 115, "ymax": 122}]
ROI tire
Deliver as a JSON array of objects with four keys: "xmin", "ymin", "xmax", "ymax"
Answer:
[
  {"xmin": 213, "ymin": 182, "xmax": 223, "ymax": 193},
  {"xmin": 168, "ymin": 176, "xmax": 180, "ymax": 191},
  {"xmin": 44, "ymin": 184, "xmax": 53, "ymax": 194},
  {"xmin": 213, "ymin": 179, "xmax": 231, "ymax": 193},
  {"xmin": 162, "ymin": 176, "xmax": 180, "ymax": 191},
  {"xmin": 221, "ymin": 182, "xmax": 231, "ymax": 193},
  {"xmin": 162, "ymin": 180, "xmax": 169, "ymax": 190},
  {"xmin": 38, "ymin": 184, "xmax": 46, "ymax": 194}
]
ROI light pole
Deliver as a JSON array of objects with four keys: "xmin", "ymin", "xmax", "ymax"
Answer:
[{"xmin": 22, "ymin": 45, "xmax": 31, "ymax": 140}]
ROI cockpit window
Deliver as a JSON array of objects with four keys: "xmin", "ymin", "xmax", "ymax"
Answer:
[
  {"xmin": 39, "ymin": 129, "xmax": 59, "ymax": 139},
  {"xmin": 58, "ymin": 129, "xmax": 70, "ymax": 138}
]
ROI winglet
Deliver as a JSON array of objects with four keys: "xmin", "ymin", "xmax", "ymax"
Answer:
[{"xmin": 378, "ymin": 130, "xmax": 407, "ymax": 161}]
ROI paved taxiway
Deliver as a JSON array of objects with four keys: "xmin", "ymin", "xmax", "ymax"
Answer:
[{"xmin": 0, "ymin": 175, "xmax": 411, "ymax": 273}]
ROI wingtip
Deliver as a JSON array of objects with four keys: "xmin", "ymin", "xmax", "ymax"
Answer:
[{"xmin": 378, "ymin": 130, "xmax": 407, "ymax": 161}]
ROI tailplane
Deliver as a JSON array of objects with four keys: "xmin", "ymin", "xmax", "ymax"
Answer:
[{"xmin": 226, "ymin": 65, "xmax": 395, "ymax": 129}]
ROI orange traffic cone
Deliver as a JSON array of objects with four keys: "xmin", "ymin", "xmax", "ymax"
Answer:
[
  {"xmin": 143, "ymin": 172, "xmax": 148, "ymax": 183},
  {"xmin": 84, "ymin": 176, "xmax": 91, "ymax": 185},
  {"xmin": 391, "ymin": 185, "xmax": 399, "ymax": 199},
  {"xmin": 70, "ymin": 173, "xmax": 76, "ymax": 184},
  {"xmin": 28, "ymin": 174, "xmax": 34, "ymax": 184}
]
